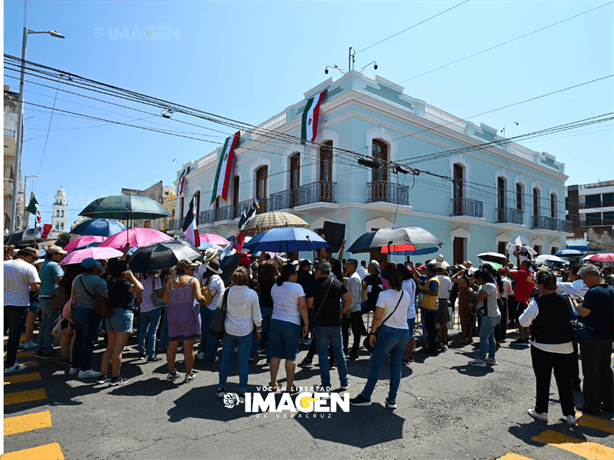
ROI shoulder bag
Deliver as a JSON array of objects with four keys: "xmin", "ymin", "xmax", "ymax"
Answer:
[
  {"xmin": 564, "ymin": 295, "xmax": 592, "ymax": 345},
  {"xmin": 150, "ymin": 276, "xmax": 164, "ymax": 307},
  {"xmin": 208, "ymin": 287, "xmax": 230, "ymax": 340},
  {"xmin": 80, "ymin": 276, "xmax": 114, "ymax": 318},
  {"xmin": 201, "ymin": 273, "xmax": 213, "ymax": 305},
  {"xmin": 363, "ymin": 291, "xmax": 404, "ymax": 353}
]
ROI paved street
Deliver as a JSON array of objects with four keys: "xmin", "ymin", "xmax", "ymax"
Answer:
[{"xmin": 4, "ymin": 326, "xmax": 613, "ymax": 460}]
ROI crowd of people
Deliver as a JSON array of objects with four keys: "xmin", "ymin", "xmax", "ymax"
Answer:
[{"xmin": 3, "ymin": 241, "xmax": 613, "ymax": 421}]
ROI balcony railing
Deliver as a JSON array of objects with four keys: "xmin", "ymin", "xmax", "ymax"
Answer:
[
  {"xmin": 297, "ymin": 181, "xmax": 336, "ymax": 205},
  {"xmin": 367, "ymin": 181, "xmax": 409, "ymax": 205},
  {"xmin": 532, "ymin": 216, "xmax": 573, "ymax": 232},
  {"xmin": 199, "ymin": 210, "xmax": 215, "ymax": 224},
  {"xmin": 451, "ymin": 198, "xmax": 484, "ymax": 218},
  {"xmin": 579, "ymin": 219, "xmax": 614, "ymax": 228},
  {"xmin": 580, "ymin": 200, "xmax": 614, "ymax": 209},
  {"xmin": 167, "ymin": 219, "xmax": 179, "ymax": 231},
  {"xmin": 496, "ymin": 207, "xmax": 524, "ymax": 225}
]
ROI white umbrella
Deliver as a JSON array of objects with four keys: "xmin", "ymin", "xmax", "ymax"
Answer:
[{"xmin": 535, "ymin": 254, "xmax": 566, "ymax": 265}]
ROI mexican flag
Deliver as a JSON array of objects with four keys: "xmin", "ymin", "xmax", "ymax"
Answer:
[
  {"xmin": 301, "ymin": 90, "xmax": 326, "ymax": 144},
  {"xmin": 211, "ymin": 131, "xmax": 240, "ymax": 204},
  {"xmin": 177, "ymin": 167, "xmax": 190, "ymax": 196},
  {"xmin": 182, "ymin": 195, "xmax": 201, "ymax": 247},
  {"xmin": 238, "ymin": 198, "xmax": 259, "ymax": 231},
  {"xmin": 25, "ymin": 196, "xmax": 42, "ymax": 223},
  {"xmin": 35, "ymin": 223, "xmax": 51, "ymax": 239}
]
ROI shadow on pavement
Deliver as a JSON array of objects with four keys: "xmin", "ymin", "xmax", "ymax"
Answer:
[
  {"xmin": 167, "ymin": 384, "xmax": 254, "ymax": 422},
  {"xmin": 450, "ymin": 364, "xmax": 494, "ymax": 376}
]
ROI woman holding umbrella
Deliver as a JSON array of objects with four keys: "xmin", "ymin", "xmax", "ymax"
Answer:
[
  {"xmin": 163, "ymin": 259, "xmax": 208, "ymax": 382},
  {"xmin": 99, "ymin": 260, "xmax": 144, "ymax": 386}
]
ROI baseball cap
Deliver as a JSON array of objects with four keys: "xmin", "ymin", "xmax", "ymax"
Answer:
[
  {"xmin": 369, "ymin": 260, "xmax": 381, "ymax": 273},
  {"xmin": 46, "ymin": 246, "xmax": 68, "ymax": 256},
  {"xmin": 17, "ymin": 247, "xmax": 38, "ymax": 257},
  {"xmin": 81, "ymin": 258, "xmax": 101, "ymax": 269},
  {"xmin": 176, "ymin": 259, "xmax": 199, "ymax": 272}
]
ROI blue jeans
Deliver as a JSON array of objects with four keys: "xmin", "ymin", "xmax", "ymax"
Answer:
[
  {"xmin": 362, "ymin": 325, "xmax": 409, "ymax": 403},
  {"xmin": 478, "ymin": 313, "xmax": 501, "ymax": 361},
  {"xmin": 138, "ymin": 308, "xmax": 162, "ymax": 357},
  {"xmin": 219, "ymin": 331, "xmax": 253, "ymax": 393},
  {"xmin": 251, "ymin": 306, "xmax": 272, "ymax": 359},
  {"xmin": 4, "ymin": 306, "xmax": 28, "ymax": 367},
  {"xmin": 71, "ymin": 308, "xmax": 103, "ymax": 371},
  {"xmin": 37, "ymin": 297, "xmax": 60, "ymax": 354},
  {"xmin": 315, "ymin": 326, "xmax": 348, "ymax": 389},
  {"xmin": 198, "ymin": 306, "xmax": 219, "ymax": 362},
  {"xmin": 159, "ymin": 305, "xmax": 169, "ymax": 351}
]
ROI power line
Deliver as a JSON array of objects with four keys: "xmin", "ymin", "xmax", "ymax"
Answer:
[{"xmin": 355, "ymin": 1, "xmax": 469, "ymax": 54}]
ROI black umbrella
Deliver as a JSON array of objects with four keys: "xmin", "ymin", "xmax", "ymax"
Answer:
[
  {"xmin": 5, "ymin": 229, "xmax": 52, "ymax": 247},
  {"xmin": 219, "ymin": 254, "xmax": 241, "ymax": 285},
  {"xmin": 129, "ymin": 240, "xmax": 200, "ymax": 273},
  {"xmin": 347, "ymin": 227, "xmax": 442, "ymax": 254}
]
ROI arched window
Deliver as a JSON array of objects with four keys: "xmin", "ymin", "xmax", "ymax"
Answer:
[
  {"xmin": 533, "ymin": 188, "xmax": 540, "ymax": 217},
  {"xmin": 516, "ymin": 183, "xmax": 523, "ymax": 211},
  {"xmin": 256, "ymin": 166, "xmax": 268, "ymax": 212},
  {"xmin": 371, "ymin": 140, "xmax": 389, "ymax": 201},
  {"xmin": 60, "ymin": 222, "xmax": 64, "ymax": 230},
  {"xmin": 55, "ymin": 223, "xmax": 59, "ymax": 230},
  {"xmin": 56, "ymin": 210, "xmax": 60, "ymax": 217},
  {"xmin": 319, "ymin": 141, "xmax": 333, "ymax": 202},
  {"xmin": 61, "ymin": 210, "xmax": 64, "ymax": 217},
  {"xmin": 290, "ymin": 153, "xmax": 300, "ymax": 207},
  {"xmin": 497, "ymin": 177, "xmax": 506, "ymax": 222},
  {"xmin": 550, "ymin": 193, "xmax": 557, "ymax": 218},
  {"xmin": 452, "ymin": 164, "xmax": 464, "ymax": 215}
]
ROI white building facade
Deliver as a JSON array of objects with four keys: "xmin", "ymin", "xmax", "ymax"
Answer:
[
  {"xmin": 169, "ymin": 71, "xmax": 571, "ymax": 264},
  {"xmin": 50, "ymin": 188, "xmax": 68, "ymax": 238}
]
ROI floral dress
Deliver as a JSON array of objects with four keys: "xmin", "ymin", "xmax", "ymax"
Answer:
[{"xmin": 167, "ymin": 278, "xmax": 201, "ymax": 341}]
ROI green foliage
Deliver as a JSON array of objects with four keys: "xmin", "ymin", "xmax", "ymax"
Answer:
[{"xmin": 55, "ymin": 232, "xmax": 71, "ymax": 248}]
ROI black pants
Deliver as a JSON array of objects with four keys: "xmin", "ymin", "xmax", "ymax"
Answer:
[
  {"xmin": 423, "ymin": 309, "xmax": 438, "ymax": 351},
  {"xmin": 342, "ymin": 312, "xmax": 365, "ymax": 355},
  {"xmin": 497, "ymin": 298, "xmax": 508, "ymax": 340},
  {"xmin": 4, "ymin": 306, "xmax": 28, "ymax": 368},
  {"xmin": 530, "ymin": 345, "xmax": 574, "ymax": 416},
  {"xmin": 580, "ymin": 338, "xmax": 614, "ymax": 410}
]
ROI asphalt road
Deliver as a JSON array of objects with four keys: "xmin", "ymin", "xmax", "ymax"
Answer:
[{"xmin": 4, "ymin": 326, "xmax": 613, "ymax": 460}]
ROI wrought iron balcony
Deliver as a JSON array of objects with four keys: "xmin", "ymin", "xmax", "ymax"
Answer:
[
  {"xmin": 496, "ymin": 207, "xmax": 524, "ymax": 225},
  {"xmin": 367, "ymin": 181, "xmax": 409, "ymax": 205},
  {"xmin": 532, "ymin": 216, "xmax": 573, "ymax": 232},
  {"xmin": 297, "ymin": 181, "xmax": 336, "ymax": 206},
  {"xmin": 166, "ymin": 219, "xmax": 179, "ymax": 231},
  {"xmin": 451, "ymin": 198, "xmax": 483, "ymax": 218}
]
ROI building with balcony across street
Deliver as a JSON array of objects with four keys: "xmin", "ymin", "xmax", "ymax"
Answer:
[
  {"xmin": 566, "ymin": 180, "xmax": 614, "ymax": 237},
  {"xmin": 4, "ymin": 85, "xmax": 24, "ymax": 234},
  {"xmin": 169, "ymin": 71, "xmax": 571, "ymax": 264}
]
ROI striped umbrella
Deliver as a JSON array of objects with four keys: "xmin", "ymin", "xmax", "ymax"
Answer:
[{"xmin": 241, "ymin": 211, "xmax": 309, "ymax": 237}]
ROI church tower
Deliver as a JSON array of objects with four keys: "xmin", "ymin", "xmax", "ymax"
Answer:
[{"xmin": 50, "ymin": 187, "xmax": 68, "ymax": 237}]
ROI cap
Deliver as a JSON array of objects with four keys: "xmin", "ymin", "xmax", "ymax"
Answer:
[
  {"xmin": 204, "ymin": 258, "xmax": 223, "ymax": 275},
  {"xmin": 369, "ymin": 260, "xmax": 381, "ymax": 273},
  {"xmin": 462, "ymin": 260, "xmax": 473, "ymax": 268},
  {"xmin": 239, "ymin": 255, "xmax": 251, "ymax": 267},
  {"xmin": 18, "ymin": 247, "xmax": 38, "ymax": 257},
  {"xmin": 46, "ymin": 246, "xmax": 68, "ymax": 256},
  {"xmin": 176, "ymin": 259, "xmax": 199, "ymax": 272},
  {"xmin": 81, "ymin": 258, "xmax": 101, "ymax": 269}
]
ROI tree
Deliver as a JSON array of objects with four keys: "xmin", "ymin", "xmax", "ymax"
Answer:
[{"xmin": 55, "ymin": 232, "xmax": 71, "ymax": 248}]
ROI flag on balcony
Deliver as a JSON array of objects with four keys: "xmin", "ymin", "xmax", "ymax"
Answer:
[
  {"xmin": 177, "ymin": 167, "xmax": 190, "ymax": 196},
  {"xmin": 182, "ymin": 196, "xmax": 201, "ymax": 247},
  {"xmin": 25, "ymin": 196, "xmax": 41, "ymax": 223},
  {"xmin": 211, "ymin": 131, "xmax": 240, "ymax": 204},
  {"xmin": 238, "ymin": 198, "xmax": 259, "ymax": 231},
  {"xmin": 301, "ymin": 90, "xmax": 326, "ymax": 144}
]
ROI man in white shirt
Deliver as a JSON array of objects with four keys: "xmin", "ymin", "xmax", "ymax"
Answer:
[
  {"xmin": 436, "ymin": 266, "xmax": 453, "ymax": 351},
  {"xmin": 556, "ymin": 265, "xmax": 588, "ymax": 301},
  {"xmin": 342, "ymin": 259, "xmax": 365, "ymax": 361},
  {"xmin": 4, "ymin": 248, "xmax": 41, "ymax": 373},
  {"xmin": 356, "ymin": 260, "xmax": 367, "ymax": 279}
]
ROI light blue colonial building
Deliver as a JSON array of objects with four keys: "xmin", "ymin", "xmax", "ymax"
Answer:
[{"xmin": 169, "ymin": 71, "xmax": 571, "ymax": 265}]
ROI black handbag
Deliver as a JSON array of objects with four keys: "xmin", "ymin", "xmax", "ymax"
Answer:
[
  {"xmin": 564, "ymin": 295, "xmax": 592, "ymax": 344},
  {"xmin": 363, "ymin": 291, "xmax": 404, "ymax": 353},
  {"xmin": 208, "ymin": 288, "xmax": 229, "ymax": 340}
]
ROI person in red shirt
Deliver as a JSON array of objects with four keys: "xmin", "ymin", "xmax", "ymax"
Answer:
[{"xmin": 505, "ymin": 257, "xmax": 536, "ymax": 346}]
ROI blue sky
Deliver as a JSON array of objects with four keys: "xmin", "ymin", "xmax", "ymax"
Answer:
[{"xmin": 4, "ymin": 0, "xmax": 613, "ymax": 228}]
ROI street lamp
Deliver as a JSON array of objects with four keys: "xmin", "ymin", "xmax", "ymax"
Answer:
[
  {"xmin": 500, "ymin": 121, "xmax": 519, "ymax": 138},
  {"xmin": 10, "ymin": 27, "xmax": 64, "ymax": 233}
]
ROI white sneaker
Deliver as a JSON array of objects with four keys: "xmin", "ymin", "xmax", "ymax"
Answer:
[
  {"xmin": 4, "ymin": 364, "xmax": 26, "ymax": 374},
  {"xmin": 166, "ymin": 371, "xmax": 183, "ymax": 382},
  {"xmin": 69, "ymin": 367, "xmax": 80, "ymax": 375},
  {"xmin": 566, "ymin": 415, "xmax": 578, "ymax": 426},
  {"xmin": 21, "ymin": 341, "xmax": 37, "ymax": 349},
  {"xmin": 78, "ymin": 369, "xmax": 101, "ymax": 379},
  {"xmin": 197, "ymin": 352, "xmax": 205, "ymax": 360},
  {"xmin": 528, "ymin": 408, "xmax": 548, "ymax": 423}
]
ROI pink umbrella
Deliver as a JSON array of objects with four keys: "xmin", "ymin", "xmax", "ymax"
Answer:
[
  {"xmin": 64, "ymin": 235, "xmax": 105, "ymax": 253},
  {"xmin": 60, "ymin": 247, "xmax": 123, "ymax": 265},
  {"xmin": 585, "ymin": 253, "xmax": 614, "ymax": 262},
  {"xmin": 98, "ymin": 228, "xmax": 174, "ymax": 250},
  {"xmin": 199, "ymin": 233, "xmax": 230, "ymax": 247}
]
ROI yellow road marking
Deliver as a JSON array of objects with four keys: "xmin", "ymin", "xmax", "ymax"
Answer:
[
  {"xmin": 3, "ymin": 334, "xmax": 26, "ymax": 345},
  {"xmin": 4, "ymin": 372, "xmax": 42, "ymax": 385},
  {"xmin": 576, "ymin": 412, "xmax": 614, "ymax": 434},
  {"xmin": 4, "ymin": 410, "xmax": 52, "ymax": 436},
  {"xmin": 497, "ymin": 453, "xmax": 534, "ymax": 460},
  {"xmin": 531, "ymin": 429, "xmax": 614, "ymax": 460},
  {"xmin": 4, "ymin": 389, "xmax": 47, "ymax": 406},
  {"xmin": 0, "ymin": 442, "xmax": 64, "ymax": 459},
  {"xmin": 3, "ymin": 351, "xmax": 35, "ymax": 358},
  {"xmin": 22, "ymin": 361, "xmax": 39, "ymax": 368}
]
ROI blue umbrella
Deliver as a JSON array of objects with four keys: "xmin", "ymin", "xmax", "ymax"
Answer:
[
  {"xmin": 243, "ymin": 228, "xmax": 328, "ymax": 253},
  {"xmin": 70, "ymin": 219, "xmax": 127, "ymax": 237},
  {"xmin": 391, "ymin": 247, "xmax": 439, "ymax": 256},
  {"xmin": 198, "ymin": 241, "xmax": 223, "ymax": 251},
  {"xmin": 554, "ymin": 249, "xmax": 585, "ymax": 257}
]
